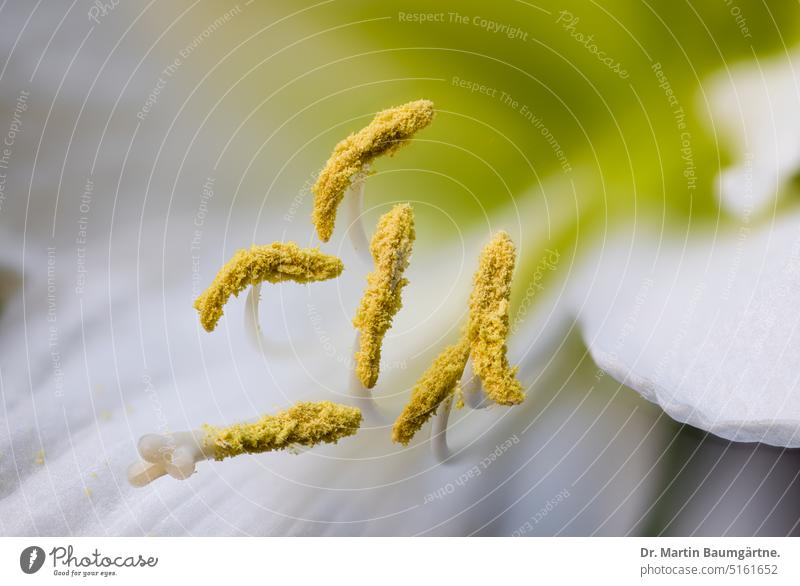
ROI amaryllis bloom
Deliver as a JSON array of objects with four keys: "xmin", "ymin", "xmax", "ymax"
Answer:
[{"xmin": 2, "ymin": 0, "xmax": 800, "ymax": 537}]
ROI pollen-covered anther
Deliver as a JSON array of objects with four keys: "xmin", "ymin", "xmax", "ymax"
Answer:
[
  {"xmin": 127, "ymin": 402, "xmax": 362, "ymax": 487},
  {"xmin": 467, "ymin": 231, "xmax": 525, "ymax": 406},
  {"xmin": 353, "ymin": 204, "xmax": 415, "ymax": 389},
  {"xmin": 392, "ymin": 338, "xmax": 470, "ymax": 445},
  {"xmin": 204, "ymin": 401, "xmax": 362, "ymax": 460},
  {"xmin": 311, "ymin": 99, "xmax": 434, "ymax": 242},
  {"xmin": 193, "ymin": 242, "xmax": 344, "ymax": 332}
]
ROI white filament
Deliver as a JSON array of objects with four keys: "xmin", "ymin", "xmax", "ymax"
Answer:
[
  {"xmin": 244, "ymin": 283, "xmax": 267, "ymax": 354},
  {"xmin": 244, "ymin": 283, "xmax": 285, "ymax": 356},
  {"xmin": 430, "ymin": 358, "xmax": 493, "ymax": 461},
  {"xmin": 459, "ymin": 358, "xmax": 487, "ymax": 410},
  {"xmin": 345, "ymin": 172, "xmax": 373, "ymax": 266},
  {"xmin": 430, "ymin": 396, "xmax": 452, "ymax": 462}
]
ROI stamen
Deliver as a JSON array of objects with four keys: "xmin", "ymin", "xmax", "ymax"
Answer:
[
  {"xmin": 388, "ymin": 232, "xmax": 523, "ymax": 459},
  {"xmin": 193, "ymin": 242, "xmax": 344, "ymax": 332},
  {"xmin": 392, "ymin": 338, "xmax": 469, "ymax": 446},
  {"xmin": 467, "ymin": 231, "xmax": 525, "ymax": 406},
  {"xmin": 127, "ymin": 401, "xmax": 362, "ymax": 487},
  {"xmin": 311, "ymin": 99, "xmax": 434, "ymax": 242},
  {"xmin": 166, "ymin": 100, "xmax": 531, "ymax": 480},
  {"xmin": 353, "ymin": 204, "xmax": 415, "ymax": 389},
  {"xmin": 204, "ymin": 401, "xmax": 362, "ymax": 460}
]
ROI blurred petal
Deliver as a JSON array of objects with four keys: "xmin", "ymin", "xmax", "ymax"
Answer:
[{"xmin": 706, "ymin": 47, "xmax": 800, "ymax": 217}]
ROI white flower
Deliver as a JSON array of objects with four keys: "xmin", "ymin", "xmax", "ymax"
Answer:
[{"xmin": 1, "ymin": 2, "xmax": 800, "ymax": 538}]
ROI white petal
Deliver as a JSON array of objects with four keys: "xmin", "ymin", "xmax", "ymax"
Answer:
[
  {"xmin": 704, "ymin": 47, "xmax": 800, "ymax": 217},
  {"xmin": 573, "ymin": 212, "xmax": 800, "ymax": 447}
]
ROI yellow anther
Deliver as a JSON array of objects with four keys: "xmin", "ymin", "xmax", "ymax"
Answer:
[
  {"xmin": 391, "ymin": 232, "xmax": 524, "ymax": 444},
  {"xmin": 203, "ymin": 401, "xmax": 362, "ymax": 460},
  {"xmin": 194, "ymin": 242, "xmax": 343, "ymax": 332},
  {"xmin": 312, "ymin": 99, "xmax": 434, "ymax": 242},
  {"xmin": 467, "ymin": 231, "xmax": 524, "ymax": 406},
  {"xmin": 353, "ymin": 204, "xmax": 416, "ymax": 388},
  {"xmin": 392, "ymin": 338, "xmax": 470, "ymax": 445}
]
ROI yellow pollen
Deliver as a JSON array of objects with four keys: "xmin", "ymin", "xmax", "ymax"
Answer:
[
  {"xmin": 202, "ymin": 401, "xmax": 362, "ymax": 460},
  {"xmin": 392, "ymin": 338, "xmax": 470, "ymax": 445},
  {"xmin": 194, "ymin": 242, "xmax": 344, "ymax": 332},
  {"xmin": 467, "ymin": 231, "xmax": 524, "ymax": 406},
  {"xmin": 311, "ymin": 99, "xmax": 435, "ymax": 242},
  {"xmin": 353, "ymin": 204, "xmax": 416, "ymax": 388}
]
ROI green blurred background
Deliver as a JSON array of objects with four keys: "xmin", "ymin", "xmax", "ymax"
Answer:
[
  {"xmin": 139, "ymin": 0, "xmax": 800, "ymax": 301},
  {"xmin": 165, "ymin": 0, "xmax": 798, "ymax": 222}
]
